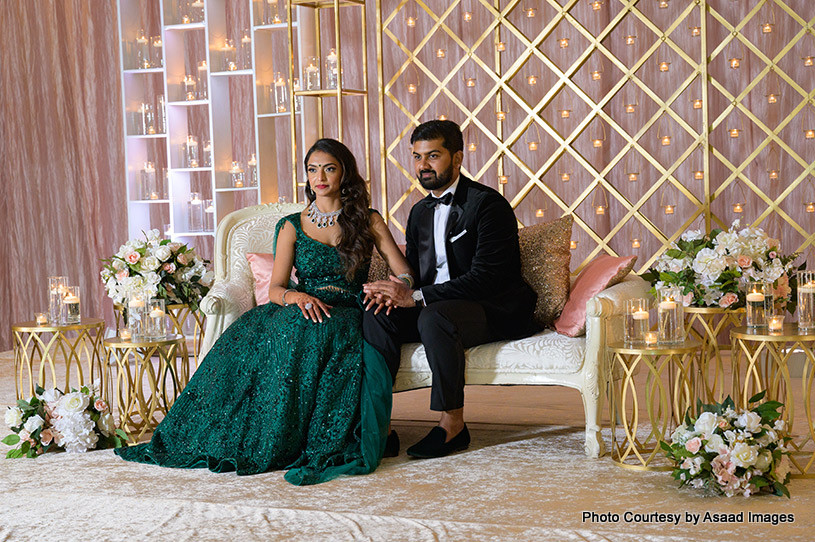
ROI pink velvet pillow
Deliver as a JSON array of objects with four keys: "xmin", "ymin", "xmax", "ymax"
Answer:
[
  {"xmin": 554, "ymin": 254, "xmax": 637, "ymax": 337},
  {"xmin": 246, "ymin": 253, "xmax": 276, "ymax": 305}
]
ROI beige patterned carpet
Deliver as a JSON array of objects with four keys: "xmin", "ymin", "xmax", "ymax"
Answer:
[{"xmin": 1, "ymin": 349, "xmax": 813, "ymax": 541}]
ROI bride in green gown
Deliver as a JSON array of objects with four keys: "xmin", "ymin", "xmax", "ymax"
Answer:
[{"xmin": 116, "ymin": 139, "xmax": 412, "ymax": 485}]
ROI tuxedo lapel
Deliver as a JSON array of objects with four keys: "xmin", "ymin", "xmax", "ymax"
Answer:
[{"xmin": 415, "ymin": 204, "xmax": 436, "ymax": 285}]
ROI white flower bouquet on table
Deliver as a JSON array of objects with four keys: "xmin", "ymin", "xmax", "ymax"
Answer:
[
  {"xmin": 3, "ymin": 384, "xmax": 127, "ymax": 458},
  {"xmin": 662, "ymin": 392, "xmax": 792, "ymax": 497},
  {"xmin": 641, "ymin": 221, "xmax": 802, "ymax": 312},
  {"xmin": 100, "ymin": 229, "xmax": 213, "ymax": 310}
]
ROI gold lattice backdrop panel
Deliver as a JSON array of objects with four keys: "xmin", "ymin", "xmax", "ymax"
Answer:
[{"xmin": 375, "ymin": 0, "xmax": 815, "ymax": 273}]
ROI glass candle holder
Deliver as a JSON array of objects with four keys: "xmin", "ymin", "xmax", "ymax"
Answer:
[
  {"xmin": 293, "ymin": 78, "xmax": 302, "ymax": 112},
  {"xmin": 625, "ymin": 298, "xmax": 651, "ymax": 346},
  {"xmin": 274, "ymin": 73, "xmax": 288, "ymax": 113},
  {"xmin": 644, "ymin": 331, "xmax": 658, "ymax": 346},
  {"xmin": 188, "ymin": 192, "xmax": 204, "ymax": 232},
  {"xmin": 184, "ymin": 135, "xmax": 199, "ymax": 168},
  {"xmin": 183, "ymin": 74, "xmax": 197, "ymax": 101},
  {"xmin": 204, "ymin": 199, "xmax": 215, "ymax": 231},
  {"xmin": 262, "ymin": 0, "xmax": 282, "ymax": 24},
  {"xmin": 127, "ymin": 292, "xmax": 147, "ymax": 340},
  {"xmin": 48, "ymin": 276, "xmax": 68, "ymax": 324},
  {"xmin": 197, "ymin": 61, "xmax": 209, "ymax": 99},
  {"xmin": 325, "ymin": 48, "xmax": 339, "ymax": 89},
  {"xmin": 303, "ymin": 56, "xmax": 320, "ymax": 90},
  {"xmin": 230, "ymin": 161, "xmax": 245, "ymax": 187},
  {"xmin": 247, "ymin": 154, "xmax": 258, "ymax": 186},
  {"xmin": 137, "ymin": 103, "xmax": 155, "ymax": 135},
  {"xmin": 156, "ymin": 94, "xmax": 166, "ymax": 134},
  {"xmin": 62, "ymin": 286, "xmax": 81, "ymax": 324},
  {"xmin": 746, "ymin": 281, "xmax": 772, "ymax": 328},
  {"xmin": 221, "ymin": 39, "xmax": 237, "ymax": 72},
  {"xmin": 146, "ymin": 298, "xmax": 168, "ymax": 339},
  {"xmin": 135, "ymin": 30, "xmax": 150, "ymax": 69},
  {"xmin": 768, "ymin": 314, "xmax": 784, "ymax": 333},
  {"xmin": 35, "ymin": 312, "xmax": 47, "ymax": 326},
  {"xmin": 798, "ymin": 270, "xmax": 815, "ymax": 333},
  {"xmin": 239, "ymin": 31, "xmax": 252, "ymax": 70},
  {"xmin": 657, "ymin": 286, "xmax": 683, "ymax": 344},
  {"xmin": 151, "ymin": 36, "xmax": 163, "ymax": 68},
  {"xmin": 189, "ymin": 0, "xmax": 205, "ymax": 22},
  {"xmin": 203, "ymin": 140, "xmax": 213, "ymax": 167},
  {"xmin": 141, "ymin": 161, "xmax": 157, "ymax": 200}
]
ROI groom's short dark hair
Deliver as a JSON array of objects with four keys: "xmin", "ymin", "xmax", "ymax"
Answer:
[{"xmin": 411, "ymin": 120, "xmax": 464, "ymax": 155}]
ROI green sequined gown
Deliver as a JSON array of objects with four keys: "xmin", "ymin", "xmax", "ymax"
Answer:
[{"xmin": 116, "ymin": 213, "xmax": 392, "ymax": 485}]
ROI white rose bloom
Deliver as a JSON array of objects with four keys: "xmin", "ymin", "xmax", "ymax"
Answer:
[
  {"xmin": 694, "ymin": 411, "xmax": 718, "ymax": 436},
  {"xmin": 52, "ymin": 412, "xmax": 97, "ymax": 453},
  {"xmin": 735, "ymin": 411, "xmax": 762, "ymax": 433},
  {"xmin": 693, "ymin": 248, "xmax": 726, "ymax": 278},
  {"xmin": 681, "ymin": 229, "xmax": 704, "ymax": 242},
  {"xmin": 774, "ymin": 419, "xmax": 786, "ymax": 432},
  {"xmin": 704, "ymin": 433, "xmax": 725, "ymax": 454},
  {"xmin": 96, "ymin": 412, "xmax": 115, "ymax": 436},
  {"xmin": 691, "ymin": 479, "xmax": 705, "ymax": 488},
  {"xmin": 23, "ymin": 414, "xmax": 44, "ymax": 433},
  {"xmin": 56, "ymin": 392, "xmax": 90, "ymax": 416},
  {"xmin": 724, "ymin": 429, "xmax": 739, "ymax": 443},
  {"xmin": 670, "ymin": 424, "xmax": 691, "ymax": 444},
  {"xmin": 142, "ymin": 256, "xmax": 161, "ymax": 272},
  {"xmin": 5, "ymin": 407, "xmax": 23, "ymax": 428},
  {"xmin": 37, "ymin": 388, "xmax": 62, "ymax": 403},
  {"xmin": 155, "ymin": 245, "xmax": 172, "ymax": 262},
  {"xmin": 731, "ymin": 442, "xmax": 759, "ymax": 468},
  {"xmin": 754, "ymin": 450, "xmax": 772, "ymax": 472},
  {"xmin": 200, "ymin": 271, "xmax": 214, "ymax": 287},
  {"xmin": 112, "ymin": 259, "xmax": 126, "ymax": 271}
]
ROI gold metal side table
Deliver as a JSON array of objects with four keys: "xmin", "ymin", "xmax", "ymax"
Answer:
[
  {"xmin": 104, "ymin": 335, "xmax": 186, "ymax": 444},
  {"xmin": 607, "ymin": 339, "xmax": 702, "ymax": 470},
  {"xmin": 730, "ymin": 324, "xmax": 815, "ymax": 477},
  {"xmin": 12, "ymin": 318, "xmax": 106, "ymax": 400}
]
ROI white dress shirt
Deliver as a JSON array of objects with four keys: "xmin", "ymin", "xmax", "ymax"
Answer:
[{"xmin": 432, "ymin": 177, "xmax": 459, "ymax": 284}]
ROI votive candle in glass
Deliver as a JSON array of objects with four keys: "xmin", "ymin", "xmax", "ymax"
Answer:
[
  {"xmin": 645, "ymin": 331, "xmax": 658, "ymax": 346},
  {"xmin": 35, "ymin": 313, "xmax": 47, "ymax": 326},
  {"xmin": 48, "ymin": 276, "xmax": 68, "ymax": 324},
  {"xmin": 247, "ymin": 153, "xmax": 258, "ymax": 186},
  {"xmin": 746, "ymin": 281, "xmax": 772, "ymax": 328},
  {"xmin": 197, "ymin": 61, "xmax": 208, "ymax": 99},
  {"xmin": 304, "ymin": 56, "xmax": 320, "ymax": 90},
  {"xmin": 798, "ymin": 271, "xmax": 815, "ymax": 333},
  {"xmin": 127, "ymin": 293, "xmax": 146, "ymax": 340},
  {"xmin": 188, "ymin": 192, "xmax": 204, "ymax": 232},
  {"xmin": 62, "ymin": 286, "xmax": 81, "ymax": 324},
  {"xmin": 657, "ymin": 286, "xmax": 683, "ymax": 344},
  {"xmin": 768, "ymin": 314, "xmax": 784, "ymax": 333},
  {"xmin": 146, "ymin": 298, "xmax": 167, "ymax": 339},
  {"xmin": 184, "ymin": 135, "xmax": 199, "ymax": 168},
  {"xmin": 625, "ymin": 298, "xmax": 650, "ymax": 346},
  {"xmin": 230, "ymin": 161, "xmax": 245, "ymax": 187}
]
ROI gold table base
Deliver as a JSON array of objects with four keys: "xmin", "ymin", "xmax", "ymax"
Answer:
[
  {"xmin": 115, "ymin": 303, "xmax": 205, "ymax": 369},
  {"xmin": 731, "ymin": 324, "xmax": 815, "ymax": 478},
  {"xmin": 12, "ymin": 318, "xmax": 106, "ymax": 400},
  {"xmin": 607, "ymin": 340, "xmax": 702, "ymax": 471},
  {"xmin": 104, "ymin": 335, "xmax": 187, "ymax": 444},
  {"xmin": 685, "ymin": 307, "xmax": 744, "ymax": 403}
]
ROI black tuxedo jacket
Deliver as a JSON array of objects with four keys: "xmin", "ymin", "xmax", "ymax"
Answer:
[{"xmin": 405, "ymin": 176, "xmax": 537, "ymax": 339}]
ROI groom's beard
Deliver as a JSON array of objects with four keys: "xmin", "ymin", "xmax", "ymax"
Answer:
[{"xmin": 417, "ymin": 163, "xmax": 454, "ymax": 191}]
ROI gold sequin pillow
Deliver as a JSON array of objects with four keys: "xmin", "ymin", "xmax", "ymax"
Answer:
[
  {"xmin": 367, "ymin": 248, "xmax": 390, "ymax": 282},
  {"xmin": 519, "ymin": 215, "xmax": 573, "ymax": 329}
]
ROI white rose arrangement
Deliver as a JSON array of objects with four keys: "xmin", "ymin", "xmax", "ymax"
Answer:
[
  {"xmin": 642, "ymin": 221, "xmax": 801, "ymax": 312},
  {"xmin": 100, "ymin": 229, "xmax": 213, "ymax": 310},
  {"xmin": 2, "ymin": 384, "xmax": 127, "ymax": 458},
  {"xmin": 662, "ymin": 392, "xmax": 791, "ymax": 497}
]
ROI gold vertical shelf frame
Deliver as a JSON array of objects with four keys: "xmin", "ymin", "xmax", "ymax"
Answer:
[
  {"xmin": 286, "ymin": 0, "xmax": 371, "ymax": 203},
  {"xmin": 373, "ymin": 0, "xmax": 815, "ymax": 272}
]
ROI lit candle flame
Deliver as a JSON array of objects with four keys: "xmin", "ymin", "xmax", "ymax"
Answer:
[
  {"xmin": 628, "ymin": 173, "xmax": 638, "ymax": 182},
  {"xmin": 528, "ymin": 142, "xmax": 538, "ymax": 151},
  {"xmin": 560, "ymin": 109, "xmax": 571, "ymax": 118},
  {"xmin": 561, "ymin": 172, "xmax": 571, "ymax": 182},
  {"xmin": 664, "ymin": 204, "xmax": 675, "ymax": 214},
  {"xmin": 625, "ymin": 35, "xmax": 636, "ymax": 45},
  {"xmin": 496, "ymin": 111, "xmax": 506, "ymax": 121},
  {"xmin": 535, "ymin": 209, "xmax": 544, "ymax": 218},
  {"xmin": 559, "ymin": 38, "xmax": 569, "ymax": 48},
  {"xmin": 527, "ymin": 75, "xmax": 537, "ymax": 85},
  {"xmin": 570, "ymin": 240, "xmax": 578, "ymax": 250},
  {"xmin": 631, "ymin": 238, "xmax": 641, "ymax": 249},
  {"xmin": 730, "ymin": 58, "xmax": 741, "ymax": 69},
  {"xmin": 661, "ymin": 136, "xmax": 671, "ymax": 146},
  {"xmin": 659, "ymin": 61, "xmax": 670, "ymax": 72},
  {"xmin": 733, "ymin": 203, "xmax": 744, "ymax": 213}
]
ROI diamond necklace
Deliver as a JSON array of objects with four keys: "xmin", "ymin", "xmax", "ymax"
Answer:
[{"xmin": 307, "ymin": 201, "xmax": 342, "ymax": 229}]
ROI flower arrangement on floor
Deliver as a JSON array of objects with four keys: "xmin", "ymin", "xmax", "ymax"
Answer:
[
  {"xmin": 641, "ymin": 220, "xmax": 802, "ymax": 312},
  {"xmin": 3, "ymin": 384, "xmax": 127, "ymax": 458},
  {"xmin": 100, "ymin": 229, "xmax": 213, "ymax": 310},
  {"xmin": 662, "ymin": 392, "xmax": 792, "ymax": 498}
]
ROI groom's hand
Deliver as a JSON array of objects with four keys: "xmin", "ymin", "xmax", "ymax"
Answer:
[{"xmin": 363, "ymin": 276, "xmax": 415, "ymax": 314}]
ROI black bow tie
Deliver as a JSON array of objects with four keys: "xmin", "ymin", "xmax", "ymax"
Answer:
[{"xmin": 423, "ymin": 192, "xmax": 454, "ymax": 208}]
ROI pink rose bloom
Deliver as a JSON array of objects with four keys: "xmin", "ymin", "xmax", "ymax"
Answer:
[
  {"xmin": 718, "ymin": 292, "xmax": 738, "ymax": 308},
  {"xmin": 163, "ymin": 262, "xmax": 176, "ymax": 273},
  {"xmin": 737, "ymin": 255, "xmax": 752, "ymax": 268},
  {"xmin": 40, "ymin": 428, "xmax": 54, "ymax": 445},
  {"xmin": 769, "ymin": 251, "xmax": 777, "ymax": 259},
  {"xmin": 125, "ymin": 251, "xmax": 140, "ymax": 264},
  {"xmin": 718, "ymin": 419, "xmax": 728, "ymax": 429},
  {"xmin": 767, "ymin": 239, "xmax": 781, "ymax": 250},
  {"xmin": 177, "ymin": 252, "xmax": 192, "ymax": 266},
  {"xmin": 774, "ymin": 274, "xmax": 791, "ymax": 299},
  {"xmin": 682, "ymin": 292, "xmax": 694, "ymax": 306},
  {"xmin": 115, "ymin": 269, "xmax": 129, "ymax": 281},
  {"xmin": 685, "ymin": 437, "xmax": 702, "ymax": 453},
  {"xmin": 94, "ymin": 399, "xmax": 108, "ymax": 413}
]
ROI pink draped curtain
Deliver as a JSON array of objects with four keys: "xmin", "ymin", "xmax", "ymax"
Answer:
[{"xmin": 0, "ymin": 0, "xmax": 126, "ymax": 351}]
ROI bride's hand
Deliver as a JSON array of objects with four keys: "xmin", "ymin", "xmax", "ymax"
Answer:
[{"xmin": 293, "ymin": 293, "xmax": 332, "ymax": 323}]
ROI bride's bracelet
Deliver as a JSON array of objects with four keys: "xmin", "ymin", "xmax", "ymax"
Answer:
[
  {"xmin": 396, "ymin": 273, "xmax": 414, "ymax": 289},
  {"xmin": 281, "ymin": 289, "xmax": 296, "ymax": 306}
]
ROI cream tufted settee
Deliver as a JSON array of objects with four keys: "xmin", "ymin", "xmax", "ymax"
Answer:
[{"xmin": 200, "ymin": 202, "xmax": 650, "ymax": 458}]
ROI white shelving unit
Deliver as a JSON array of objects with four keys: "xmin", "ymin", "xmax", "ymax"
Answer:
[{"xmin": 117, "ymin": 0, "xmax": 304, "ymax": 260}]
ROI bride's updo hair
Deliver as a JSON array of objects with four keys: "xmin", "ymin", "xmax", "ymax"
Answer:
[{"xmin": 304, "ymin": 138, "xmax": 374, "ymax": 281}]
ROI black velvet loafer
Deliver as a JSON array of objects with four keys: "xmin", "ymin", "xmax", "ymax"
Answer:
[
  {"xmin": 384, "ymin": 430, "xmax": 400, "ymax": 458},
  {"xmin": 406, "ymin": 425, "xmax": 470, "ymax": 459}
]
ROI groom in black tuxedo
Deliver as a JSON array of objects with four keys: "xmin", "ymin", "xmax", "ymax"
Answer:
[{"xmin": 363, "ymin": 120, "xmax": 536, "ymax": 458}]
